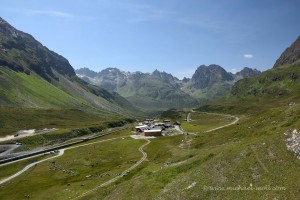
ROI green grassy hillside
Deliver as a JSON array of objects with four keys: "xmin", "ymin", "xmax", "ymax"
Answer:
[
  {"xmin": 0, "ymin": 67, "xmax": 138, "ymax": 136},
  {"xmin": 0, "ymin": 66, "xmax": 138, "ymax": 114},
  {"xmin": 198, "ymin": 64, "xmax": 300, "ymax": 115},
  {"xmin": 0, "ymin": 17, "xmax": 140, "ymax": 136},
  {"xmin": 0, "ymin": 106, "xmax": 115, "ymax": 136},
  {"xmin": 0, "ymin": 67, "xmax": 80, "ymax": 108}
]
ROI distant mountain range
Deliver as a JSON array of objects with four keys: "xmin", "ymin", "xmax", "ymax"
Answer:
[
  {"xmin": 76, "ymin": 65, "xmax": 261, "ymax": 110},
  {"xmin": 0, "ymin": 17, "xmax": 137, "ymax": 116},
  {"xmin": 76, "ymin": 67, "xmax": 197, "ymax": 110}
]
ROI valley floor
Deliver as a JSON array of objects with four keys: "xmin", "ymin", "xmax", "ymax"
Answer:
[{"xmin": 0, "ymin": 107, "xmax": 299, "ymax": 199}]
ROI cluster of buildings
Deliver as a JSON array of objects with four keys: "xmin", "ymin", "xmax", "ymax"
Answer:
[{"xmin": 133, "ymin": 119, "xmax": 173, "ymax": 137}]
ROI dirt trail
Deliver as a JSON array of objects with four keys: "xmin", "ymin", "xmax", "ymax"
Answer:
[
  {"xmin": 74, "ymin": 139, "xmax": 151, "ymax": 199},
  {"xmin": 182, "ymin": 111, "xmax": 239, "ymax": 134},
  {"xmin": 174, "ymin": 111, "xmax": 240, "ymax": 167},
  {"xmin": 204, "ymin": 115, "xmax": 239, "ymax": 133}
]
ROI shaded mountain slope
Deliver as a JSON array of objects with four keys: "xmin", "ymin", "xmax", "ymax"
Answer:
[
  {"xmin": 0, "ymin": 17, "xmax": 74, "ymax": 81},
  {"xmin": 273, "ymin": 35, "xmax": 300, "ymax": 68},
  {"xmin": 0, "ymin": 17, "xmax": 139, "ymax": 134},
  {"xmin": 0, "ymin": 17, "xmax": 137, "ymax": 114}
]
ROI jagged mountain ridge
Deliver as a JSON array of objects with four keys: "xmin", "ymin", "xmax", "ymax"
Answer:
[
  {"xmin": 76, "ymin": 65, "xmax": 261, "ymax": 109},
  {"xmin": 273, "ymin": 35, "xmax": 300, "ymax": 68},
  {"xmin": 0, "ymin": 17, "xmax": 137, "ymax": 115},
  {"xmin": 235, "ymin": 67, "xmax": 262, "ymax": 80},
  {"xmin": 77, "ymin": 67, "xmax": 197, "ymax": 110}
]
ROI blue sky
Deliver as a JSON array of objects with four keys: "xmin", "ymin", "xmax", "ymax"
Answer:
[{"xmin": 1, "ymin": 0, "xmax": 300, "ymax": 79}]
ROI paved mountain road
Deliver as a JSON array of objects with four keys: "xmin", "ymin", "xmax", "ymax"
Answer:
[{"xmin": 0, "ymin": 136, "xmax": 127, "ymax": 185}]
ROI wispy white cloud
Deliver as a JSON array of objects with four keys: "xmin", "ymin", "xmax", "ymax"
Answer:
[
  {"xmin": 27, "ymin": 10, "xmax": 73, "ymax": 18},
  {"xmin": 177, "ymin": 17, "xmax": 223, "ymax": 32},
  {"xmin": 127, "ymin": 9, "xmax": 175, "ymax": 23},
  {"xmin": 175, "ymin": 13, "xmax": 256, "ymax": 44},
  {"xmin": 120, "ymin": 3, "xmax": 176, "ymax": 23},
  {"xmin": 95, "ymin": 0, "xmax": 175, "ymax": 23},
  {"xmin": 0, "ymin": 7, "xmax": 73, "ymax": 18},
  {"xmin": 243, "ymin": 54, "xmax": 253, "ymax": 59}
]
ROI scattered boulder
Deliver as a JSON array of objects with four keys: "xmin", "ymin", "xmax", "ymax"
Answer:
[
  {"xmin": 284, "ymin": 129, "xmax": 300, "ymax": 159},
  {"xmin": 288, "ymin": 102, "xmax": 296, "ymax": 106}
]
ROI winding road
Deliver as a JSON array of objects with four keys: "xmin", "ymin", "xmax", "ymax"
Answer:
[
  {"xmin": 0, "ymin": 136, "xmax": 151, "ymax": 197},
  {"xmin": 202, "ymin": 113, "xmax": 239, "ymax": 133},
  {"xmin": 0, "ymin": 112, "xmax": 239, "ymax": 198},
  {"xmin": 0, "ymin": 150, "xmax": 64, "ymax": 185},
  {"xmin": 0, "ymin": 136, "xmax": 127, "ymax": 185},
  {"xmin": 74, "ymin": 139, "xmax": 151, "ymax": 199},
  {"xmin": 183, "ymin": 111, "xmax": 239, "ymax": 134}
]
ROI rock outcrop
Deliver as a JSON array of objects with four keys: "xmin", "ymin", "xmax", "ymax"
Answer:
[
  {"xmin": 273, "ymin": 36, "xmax": 300, "ymax": 68},
  {"xmin": 284, "ymin": 129, "xmax": 300, "ymax": 159},
  {"xmin": 190, "ymin": 64, "xmax": 233, "ymax": 89}
]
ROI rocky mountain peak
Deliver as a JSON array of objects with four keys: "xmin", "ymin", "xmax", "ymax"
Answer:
[
  {"xmin": 191, "ymin": 64, "xmax": 233, "ymax": 89},
  {"xmin": 99, "ymin": 67, "xmax": 130, "ymax": 79},
  {"xmin": 151, "ymin": 69, "xmax": 178, "ymax": 82},
  {"xmin": 75, "ymin": 67, "xmax": 98, "ymax": 78},
  {"xmin": 152, "ymin": 69, "xmax": 160, "ymax": 74},
  {"xmin": 273, "ymin": 36, "xmax": 300, "ymax": 68},
  {"xmin": 236, "ymin": 67, "xmax": 261, "ymax": 78},
  {"xmin": 101, "ymin": 67, "xmax": 121, "ymax": 74}
]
